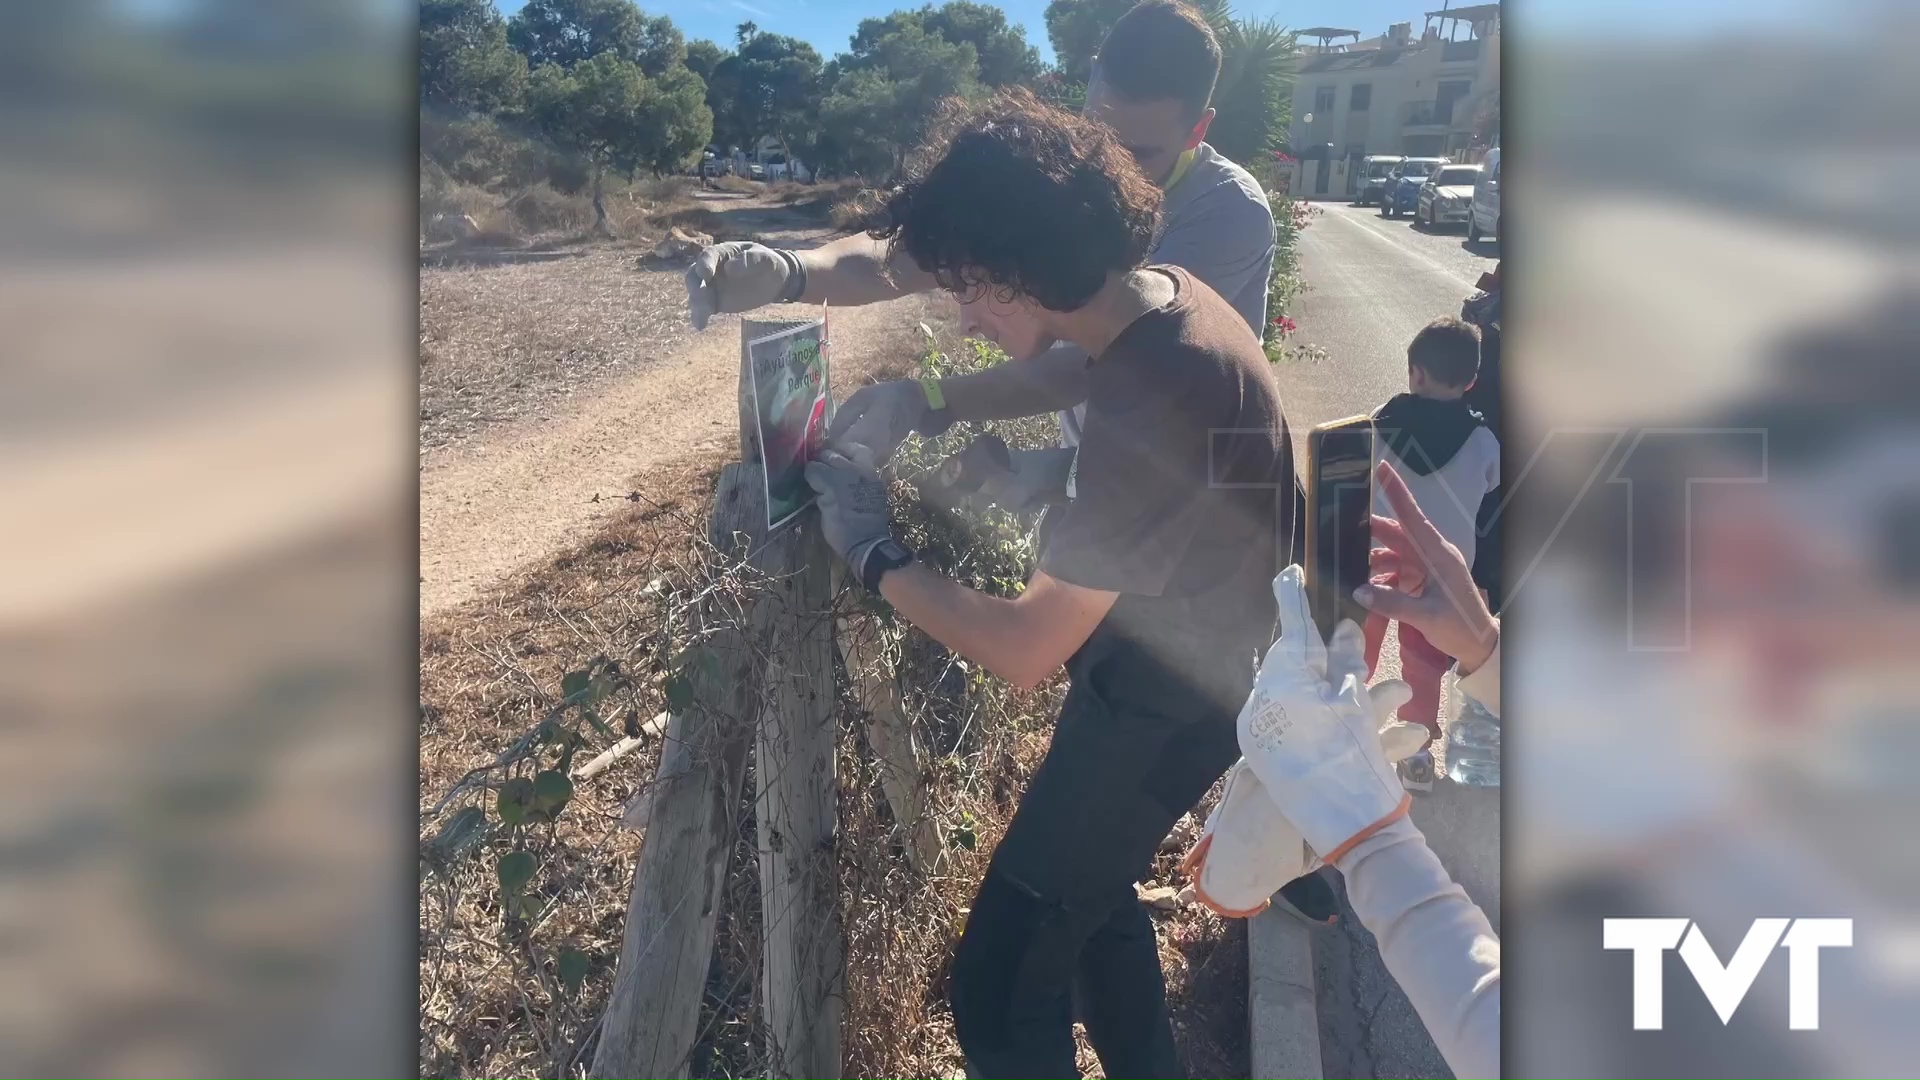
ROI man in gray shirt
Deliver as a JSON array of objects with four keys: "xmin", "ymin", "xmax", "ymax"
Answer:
[{"xmin": 686, "ymin": 0, "xmax": 1277, "ymax": 470}]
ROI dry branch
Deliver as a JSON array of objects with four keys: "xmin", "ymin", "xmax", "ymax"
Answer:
[
  {"xmin": 834, "ymin": 599, "xmax": 944, "ymax": 874},
  {"xmin": 576, "ymin": 711, "xmax": 669, "ymax": 782},
  {"xmin": 590, "ymin": 464, "xmax": 768, "ymax": 1080}
]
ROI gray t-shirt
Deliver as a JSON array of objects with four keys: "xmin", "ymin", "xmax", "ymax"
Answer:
[{"xmin": 1058, "ymin": 142, "xmax": 1276, "ymax": 446}]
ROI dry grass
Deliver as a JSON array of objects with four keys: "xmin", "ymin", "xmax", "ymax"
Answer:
[
  {"xmin": 424, "ymin": 180, "xmax": 513, "ymax": 234},
  {"xmin": 644, "ymin": 205, "xmax": 751, "ymax": 243},
  {"xmin": 420, "ymin": 467, "xmax": 715, "ymax": 1080},
  {"xmin": 630, "ymin": 175, "xmax": 697, "ymax": 204},
  {"xmin": 765, "ymin": 178, "xmax": 866, "ymax": 212},
  {"xmin": 829, "ymin": 191, "xmax": 875, "ymax": 232},
  {"xmin": 419, "ymin": 250, "xmax": 700, "ymax": 452},
  {"xmin": 424, "ymin": 176, "xmax": 709, "ymax": 249},
  {"xmin": 419, "ymin": 457, "xmax": 1249, "ymax": 1078},
  {"xmin": 419, "ymin": 191, "xmax": 881, "ymax": 453},
  {"xmin": 760, "ymin": 180, "xmax": 810, "ymax": 203},
  {"xmin": 420, "ymin": 392, "xmax": 1251, "ymax": 1080},
  {"xmin": 709, "ymin": 174, "xmax": 760, "ymax": 195}
]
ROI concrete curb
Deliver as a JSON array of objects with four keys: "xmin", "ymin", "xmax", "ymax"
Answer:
[
  {"xmin": 1250, "ymin": 781, "xmax": 1500, "ymax": 1079},
  {"xmin": 1248, "ymin": 905, "xmax": 1323, "ymax": 1079},
  {"xmin": 1411, "ymin": 779, "xmax": 1501, "ymax": 930}
]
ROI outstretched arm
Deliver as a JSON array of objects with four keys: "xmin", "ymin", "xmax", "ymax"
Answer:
[
  {"xmin": 937, "ymin": 343, "xmax": 1091, "ymax": 421},
  {"xmin": 824, "ymin": 344, "xmax": 1093, "ymax": 467},
  {"xmin": 792, "ymin": 232, "xmax": 937, "ymax": 307},
  {"xmin": 1337, "ymin": 818, "xmax": 1502, "ymax": 1079},
  {"xmin": 686, "ymin": 235, "xmax": 938, "ymax": 329}
]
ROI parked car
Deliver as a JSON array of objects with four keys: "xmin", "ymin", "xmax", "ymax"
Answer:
[
  {"xmin": 1382, "ymin": 157, "xmax": 1447, "ymax": 218},
  {"xmin": 700, "ymin": 155, "xmax": 728, "ymax": 178},
  {"xmin": 1353, "ymin": 155, "xmax": 1404, "ymax": 207},
  {"xmin": 1468, "ymin": 145, "xmax": 1500, "ymax": 243},
  {"xmin": 763, "ymin": 156, "xmax": 813, "ymax": 183},
  {"xmin": 748, "ymin": 162, "xmax": 766, "ymax": 181},
  {"xmin": 1416, "ymin": 164, "xmax": 1484, "ymax": 229}
]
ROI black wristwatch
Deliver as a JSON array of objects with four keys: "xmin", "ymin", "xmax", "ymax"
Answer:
[{"xmin": 859, "ymin": 538, "xmax": 915, "ymax": 592}]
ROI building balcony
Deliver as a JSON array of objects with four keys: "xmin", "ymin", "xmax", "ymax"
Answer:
[
  {"xmin": 1440, "ymin": 38, "xmax": 1482, "ymax": 63},
  {"xmin": 1403, "ymin": 100, "xmax": 1457, "ymax": 128}
]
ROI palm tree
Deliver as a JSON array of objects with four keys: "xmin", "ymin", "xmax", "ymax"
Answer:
[
  {"xmin": 1209, "ymin": 14, "xmax": 1295, "ymax": 166},
  {"xmin": 1188, "ymin": 0, "xmax": 1233, "ymax": 35}
]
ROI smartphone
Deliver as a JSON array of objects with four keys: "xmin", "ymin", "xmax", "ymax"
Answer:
[{"xmin": 1305, "ymin": 415, "xmax": 1375, "ymax": 644}]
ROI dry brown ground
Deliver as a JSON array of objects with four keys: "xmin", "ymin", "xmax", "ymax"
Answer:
[
  {"xmin": 419, "ymin": 194, "xmax": 945, "ymax": 617},
  {"xmin": 419, "ymin": 482, "xmax": 1249, "ymax": 1080},
  {"xmin": 419, "ymin": 188, "xmax": 853, "ymax": 454},
  {"xmin": 419, "ymin": 246, "xmax": 692, "ymax": 453},
  {"xmin": 419, "ymin": 193, "xmax": 1249, "ymax": 1079}
]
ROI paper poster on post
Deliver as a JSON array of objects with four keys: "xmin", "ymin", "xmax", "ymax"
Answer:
[{"xmin": 747, "ymin": 310, "xmax": 832, "ymax": 532}]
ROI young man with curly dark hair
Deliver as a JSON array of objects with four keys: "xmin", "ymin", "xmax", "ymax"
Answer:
[
  {"xmin": 803, "ymin": 89, "xmax": 1295, "ymax": 1078},
  {"xmin": 687, "ymin": 0, "xmax": 1277, "ymax": 470}
]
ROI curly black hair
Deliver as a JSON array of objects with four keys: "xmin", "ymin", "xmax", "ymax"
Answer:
[{"xmin": 864, "ymin": 89, "xmax": 1162, "ymax": 312}]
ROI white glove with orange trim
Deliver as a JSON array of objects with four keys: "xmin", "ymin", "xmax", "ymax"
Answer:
[{"xmin": 1184, "ymin": 566, "xmax": 1425, "ymax": 917}]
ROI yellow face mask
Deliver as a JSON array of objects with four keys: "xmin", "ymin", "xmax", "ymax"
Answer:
[{"xmin": 1162, "ymin": 147, "xmax": 1199, "ymax": 191}]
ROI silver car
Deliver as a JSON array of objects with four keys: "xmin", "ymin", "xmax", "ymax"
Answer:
[
  {"xmin": 1354, "ymin": 155, "xmax": 1405, "ymax": 207},
  {"xmin": 1416, "ymin": 164, "xmax": 1484, "ymax": 230}
]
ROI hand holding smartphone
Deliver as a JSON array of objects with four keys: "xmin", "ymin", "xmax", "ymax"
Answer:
[{"xmin": 1305, "ymin": 415, "xmax": 1375, "ymax": 644}]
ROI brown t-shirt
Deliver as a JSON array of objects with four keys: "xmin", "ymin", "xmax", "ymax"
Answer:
[{"xmin": 1040, "ymin": 266, "xmax": 1296, "ymax": 724}]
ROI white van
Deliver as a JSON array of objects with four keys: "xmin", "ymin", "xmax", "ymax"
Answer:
[{"xmin": 1469, "ymin": 146, "xmax": 1500, "ymax": 243}]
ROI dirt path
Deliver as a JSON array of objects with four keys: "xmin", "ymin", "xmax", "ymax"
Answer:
[{"xmin": 420, "ymin": 232, "xmax": 949, "ymax": 616}]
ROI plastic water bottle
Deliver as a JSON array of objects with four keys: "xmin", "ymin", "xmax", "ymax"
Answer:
[{"xmin": 1445, "ymin": 693, "xmax": 1501, "ymax": 787}]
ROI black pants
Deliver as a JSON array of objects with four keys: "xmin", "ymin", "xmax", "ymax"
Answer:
[{"xmin": 949, "ymin": 677, "xmax": 1241, "ymax": 1078}]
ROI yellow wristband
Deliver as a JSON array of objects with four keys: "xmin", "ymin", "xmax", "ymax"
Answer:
[{"xmin": 920, "ymin": 378, "xmax": 946, "ymax": 411}]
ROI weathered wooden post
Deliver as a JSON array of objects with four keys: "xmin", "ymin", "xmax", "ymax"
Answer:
[
  {"xmin": 833, "ymin": 592, "xmax": 944, "ymax": 873},
  {"xmin": 754, "ymin": 518, "xmax": 843, "ymax": 1077},
  {"xmin": 739, "ymin": 316, "xmax": 845, "ymax": 1079},
  {"xmin": 591, "ymin": 464, "xmax": 769, "ymax": 1080},
  {"xmin": 606, "ymin": 309, "xmax": 934, "ymax": 1078}
]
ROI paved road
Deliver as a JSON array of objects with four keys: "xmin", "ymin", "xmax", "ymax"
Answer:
[
  {"xmin": 1271, "ymin": 200, "xmax": 1497, "ymax": 465},
  {"xmin": 1276, "ymin": 199, "xmax": 1497, "ymax": 1080}
]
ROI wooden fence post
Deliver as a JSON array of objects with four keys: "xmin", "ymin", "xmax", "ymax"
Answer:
[
  {"xmin": 590, "ymin": 465, "xmax": 768, "ymax": 1080},
  {"xmin": 754, "ymin": 520, "xmax": 843, "ymax": 1078},
  {"xmin": 833, "ymin": 590, "xmax": 943, "ymax": 874},
  {"xmin": 749, "ymin": 309, "xmax": 937, "ymax": 871},
  {"xmin": 739, "ymin": 316, "xmax": 844, "ymax": 1079},
  {"xmin": 597, "ymin": 314, "xmax": 862, "ymax": 1079}
]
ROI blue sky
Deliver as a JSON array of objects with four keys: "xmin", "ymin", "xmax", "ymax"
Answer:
[
  {"xmin": 491, "ymin": 0, "xmax": 1471, "ymax": 63},
  {"xmin": 492, "ymin": 0, "xmax": 1810, "ymax": 67}
]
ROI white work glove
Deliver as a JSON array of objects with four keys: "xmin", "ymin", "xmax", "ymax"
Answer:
[
  {"xmin": 1237, "ymin": 565, "xmax": 1421, "ymax": 868},
  {"xmin": 979, "ymin": 447, "xmax": 1076, "ymax": 513},
  {"xmin": 1183, "ymin": 626, "xmax": 1422, "ymax": 917},
  {"xmin": 825, "ymin": 379, "xmax": 945, "ymax": 465},
  {"xmin": 1181, "ymin": 761, "xmax": 1308, "ymax": 917},
  {"xmin": 685, "ymin": 242, "xmax": 800, "ymax": 330},
  {"xmin": 802, "ymin": 443, "xmax": 893, "ymax": 576}
]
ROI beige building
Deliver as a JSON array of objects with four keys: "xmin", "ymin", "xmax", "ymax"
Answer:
[{"xmin": 1289, "ymin": 3, "xmax": 1500, "ymax": 198}]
